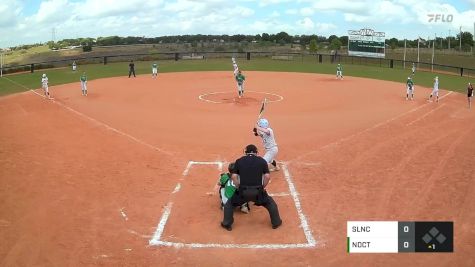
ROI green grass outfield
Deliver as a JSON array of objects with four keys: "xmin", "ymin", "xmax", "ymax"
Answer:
[{"xmin": 1, "ymin": 58, "xmax": 473, "ymax": 96}]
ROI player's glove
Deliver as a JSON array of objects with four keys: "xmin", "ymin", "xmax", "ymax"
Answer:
[{"xmin": 253, "ymin": 127, "xmax": 258, "ymax": 136}]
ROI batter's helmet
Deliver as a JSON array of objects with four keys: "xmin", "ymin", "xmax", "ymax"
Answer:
[{"xmin": 258, "ymin": 118, "xmax": 269, "ymax": 128}]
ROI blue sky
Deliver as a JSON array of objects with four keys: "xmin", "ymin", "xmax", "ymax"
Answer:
[{"xmin": 1, "ymin": 0, "xmax": 474, "ymax": 48}]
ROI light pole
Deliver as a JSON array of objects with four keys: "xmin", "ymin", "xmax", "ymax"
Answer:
[{"xmin": 448, "ymin": 30, "xmax": 451, "ymax": 50}]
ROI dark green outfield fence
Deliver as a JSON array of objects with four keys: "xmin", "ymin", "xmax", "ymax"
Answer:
[{"xmin": 1, "ymin": 51, "xmax": 474, "ymax": 78}]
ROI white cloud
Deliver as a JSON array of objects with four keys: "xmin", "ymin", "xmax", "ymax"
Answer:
[
  {"xmin": 285, "ymin": 9, "xmax": 298, "ymax": 15},
  {"xmin": 315, "ymin": 22, "xmax": 337, "ymax": 32},
  {"xmin": 300, "ymin": 7, "xmax": 314, "ymax": 16},
  {"xmin": 0, "ymin": 0, "xmax": 22, "ymax": 27},
  {"xmin": 0, "ymin": 0, "xmax": 473, "ymax": 48},
  {"xmin": 296, "ymin": 17, "xmax": 314, "ymax": 31}
]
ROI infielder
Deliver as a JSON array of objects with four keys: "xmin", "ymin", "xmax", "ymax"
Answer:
[
  {"xmin": 428, "ymin": 76, "xmax": 439, "ymax": 102},
  {"xmin": 41, "ymin": 73, "xmax": 51, "ymax": 99},
  {"xmin": 406, "ymin": 76, "xmax": 415, "ymax": 101},
  {"xmin": 336, "ymin": 64, "xmax": 343, "ymax": 80},
  {"xmin": 468, "ymin": 82, "xmax": 474, "ymax": 109},
  {"xmin": 80, "ymin": 72, "xmax": 87, "ymax": 96},
  {"xmin": 152, "ymin": 62, "xmax": 158, "ymax": 78},
  {"xmin": 235, "ymin": 70, "xmax": 245, "ymax": 98},
  {"xmin": 254, "ymin": 118, "xmax": 280, "ymax": 171}
]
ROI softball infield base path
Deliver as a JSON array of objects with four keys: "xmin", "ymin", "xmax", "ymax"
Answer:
[{"xmin": 0, "ymin": 71, "xmax": 474, "ymax": 266}]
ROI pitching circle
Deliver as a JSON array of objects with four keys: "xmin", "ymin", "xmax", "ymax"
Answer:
[{"xmin": 198, "ymin": 90, "xmax": 284, "ymax": 104}]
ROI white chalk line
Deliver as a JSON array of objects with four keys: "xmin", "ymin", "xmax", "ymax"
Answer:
[
  {"xmin": 149, "ymin": 161, "xmax": 316, "ymax": 249},
  {"xmin": 120, "ymin": 208, "xmax": 128, "ymax": 221},
  {"xmin": 172, "ymin": 183, "xmax": 181, "ymax": 194},
  {"xmin": 406, "ymin": 103, "xmax": 446, "ymax": 126},
  {"xmin": 149, "ymin": 202, "xmax": 173, "ymax": 245},
  {"xmin": 206, "ymin": 191, "xmax": 290, "ymax": 197},
  {"xmin": 149, "ymin": 240, "xmax": 313, "ymax": 249},
  {"xmin": 282, "ymin": 163, "xmax": 316, "ymax": 246},
  {"xmin": 198, "ymin": 90, "xmax": 284, "ymax": 104},
  {"xmin": 3, "ymin": 77, "xmax": 173, "ymax": 156},
  {"xmin": 288, "ymin": 91, "xmax": 454, "ymax": 163}
]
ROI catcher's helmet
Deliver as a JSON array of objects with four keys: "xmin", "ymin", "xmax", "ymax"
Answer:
[
  {"xmin": 258, "ymin": 118, "xmax": 269, "ymax": 128},
  {"xmin": 228, "ymin": 162, "xmax": 236, "ymax": 173}
]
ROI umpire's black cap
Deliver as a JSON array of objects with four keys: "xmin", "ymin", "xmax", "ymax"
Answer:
[{"xmin": 245, "ymin": 144, "xmax": 258, "ymax": 154}]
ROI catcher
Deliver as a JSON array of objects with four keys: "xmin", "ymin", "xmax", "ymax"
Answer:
[{"xmin": 217, "ymin": 162, "xmax": 250, "ymax": 214}]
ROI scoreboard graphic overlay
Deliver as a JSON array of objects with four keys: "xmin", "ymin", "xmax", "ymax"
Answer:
[
  {"xmin": 348, "ymin": 28, "xmax": 386, "ymax": 58},
  {"xmin": 347, "ymin": 221, "xmax": 453, "ymax": 253}
]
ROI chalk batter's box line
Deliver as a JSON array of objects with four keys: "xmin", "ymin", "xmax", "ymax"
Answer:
[{"xmin": 149, "ymin": 161, "xmax": 317, "ymax": 249}]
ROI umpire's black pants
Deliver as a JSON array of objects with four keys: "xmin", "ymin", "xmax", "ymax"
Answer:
[{"xmin": 222, "ymin": 186, "xmax": 282, "ymax": 228}]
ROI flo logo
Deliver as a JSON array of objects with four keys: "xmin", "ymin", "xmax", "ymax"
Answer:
[{"xmin": 427, "ymin": 14, "xmax": 453, "ymax": 23}]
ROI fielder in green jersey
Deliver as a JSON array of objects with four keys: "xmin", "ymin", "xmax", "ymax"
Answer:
[
  {"xmin": 217, "ymin": 162, "xmax": 250, "ymax": 213},
  {"xmin": 80, "ymin": 72, "xmax": 87, "ymax": 96},
  {"xmin": 336, "ymin": 64, "xmax": 343, "ymax": 79},
  {"xmin": 235, "ymin": 70, "xmax": 246, "ymax": 98},
  {"xmin": 152, "ymin": 62, "xmax": 158, "ymax": 78},
  {"xmin": 406, "ymin": 77, "xmax": 414, "ymax": 100}
]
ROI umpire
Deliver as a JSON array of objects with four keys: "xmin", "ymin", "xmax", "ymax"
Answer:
[{"xmin": 221, "ymin": 144, "xmax": 282, "ymax": 231}]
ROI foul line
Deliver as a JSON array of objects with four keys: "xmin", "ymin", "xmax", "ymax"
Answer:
[
  {"xmin": 149, "ymin": 161, "xmax": 316, "ymax": 249},
  {"xmin": 406, "ymin": 103, "xmax": 446, "ymax": 126},
  {"xmin": 2, "ymin": 77, "xmax": 172, "ymax": 156},
  {"xmin": 282, "ymin": 163, "xmax": 316, "ymax": 246},
  {"xmin": 289, "ymin": 91, "xmax": 453, "ymax": 163}
]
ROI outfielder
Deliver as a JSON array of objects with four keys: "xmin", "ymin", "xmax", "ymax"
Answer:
[
  {"xmin": 80, "ymin": 72, "xmax": 87, "ymax": 96},
  {"xmin": 152, "ymin": 62, "xmax": 158, "ymax": 78},
  {"xmin": 428, "ymin": 76, "xmax": 439, "ymax": 102},
  {"xmin": 336, "ymin": 64, "xmax": 343, "ymax": 80},
  {"xmin": 254, "ymin": 118, "xmax": 280, "ymax": 171},
  {"xmin": 412, "ymin": 62, "xmax": 416, "ymax": 75},
  {"xmin": 235, "ymin": 70, "xmax": 245, "ymax": 98},
  {"xmin": 41, "ymin": 73, "xmax": 51, "ymax": 99},
  {"xmin": 406, "ymin": 76, "xmax": 415, "ymax": 101},
  {"xmin": 72, "ymin": 60, "xmax": 77, "ymax": 71}
]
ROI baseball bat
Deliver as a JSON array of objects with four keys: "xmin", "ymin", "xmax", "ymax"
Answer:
[{"xmin": 257, "ymin": 98, "xmax": 267, "ymax": 120}]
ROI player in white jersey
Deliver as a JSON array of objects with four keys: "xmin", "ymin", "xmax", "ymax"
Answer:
[
  {"xmin": 233, "ymin": 63, "xmax": 239, "ymax": 77},
  {"xmin": 428, "ymin": 76, "xmax": 439, "ymax": 102},
  {"xmin": 254, "ymin": 118, "xmax": 280, "ymax": 171},
  {"xmin": 41, "ymin": 73, "xmax": 52, "ymax": 99}
]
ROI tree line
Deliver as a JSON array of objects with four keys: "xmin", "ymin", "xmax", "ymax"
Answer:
[{"xmin": 6, "ymin": 31, "xmax": 474, "ymax": 52}]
